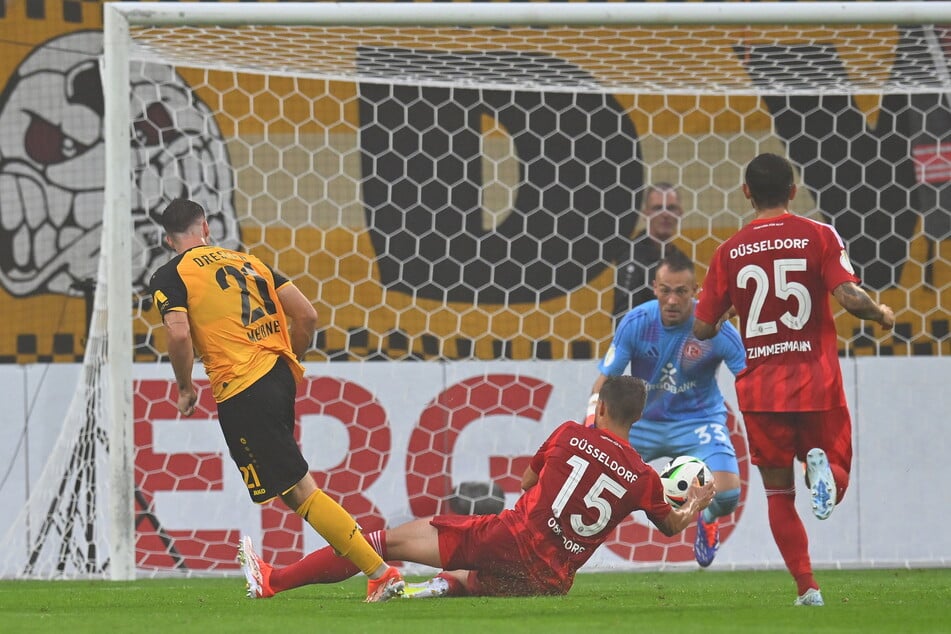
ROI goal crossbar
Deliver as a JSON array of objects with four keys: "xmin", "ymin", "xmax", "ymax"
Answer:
[{"xmin": 114, "ymin": 2, "xmax": 951, "ymax": 27}]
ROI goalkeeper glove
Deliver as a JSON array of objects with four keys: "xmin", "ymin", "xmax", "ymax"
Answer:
[{"xmin": 583, "ymin": 393, "xmax": 598, "ymax": 428}]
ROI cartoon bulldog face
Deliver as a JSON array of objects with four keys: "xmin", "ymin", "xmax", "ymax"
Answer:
[{"xmin": 0, "ymin": 30, "xmax": 239, "ymax": 297}]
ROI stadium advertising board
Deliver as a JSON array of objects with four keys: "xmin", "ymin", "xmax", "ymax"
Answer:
[{"xmin": 2, "ymin": 358, "xmax": 948, "ymax": 573}]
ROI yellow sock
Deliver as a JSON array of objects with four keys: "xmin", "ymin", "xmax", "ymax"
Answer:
[{"xmin": 296, "ymin": 489, "xmax": 385, "ymax": 576}]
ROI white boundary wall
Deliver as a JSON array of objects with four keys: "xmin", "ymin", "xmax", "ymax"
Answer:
[{"xmin": 1, "ymin": 356, "xmax": 948, "ymax": 573}]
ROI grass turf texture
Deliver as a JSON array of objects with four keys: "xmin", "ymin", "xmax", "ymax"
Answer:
[{"xmin": 1, "ymin": 569, "xmax": 948, "ymax": 633}]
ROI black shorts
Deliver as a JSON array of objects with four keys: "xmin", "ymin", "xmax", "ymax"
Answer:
[{"xmin": 216, "ymin": 358, "xmax": 309, "ymax": 503}]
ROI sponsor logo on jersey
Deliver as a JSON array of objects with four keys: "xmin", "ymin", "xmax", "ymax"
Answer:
[
  {"xmin": 684, "ymin": 342, "xmax": 702, "ymax": 359},
  {"xmin": 153, "ymin": 290, "xmax": 169, "ymax": 312}
]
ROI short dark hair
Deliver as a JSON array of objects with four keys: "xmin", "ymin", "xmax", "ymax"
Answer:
[
  {"xmin": 159, "ymin": 199, "xmax": 206, "ymax": 234},
  {"xmin": 744, "ymin": 153, "xmax": 794, "ymax": 209},
  {"xmin": 641, "ymin": 182, "xmax": 682, "ymax": 212},
  {"xmin": 598, "ymin": 375, "xmax": 646, "ymax": 425},
  {"xmin": 645, "ymin": 182, "xmax": 677, "ymax": 197},
  {"xmin": 657, "ymin": 249, "xmax": 694, "ymax": 276}
]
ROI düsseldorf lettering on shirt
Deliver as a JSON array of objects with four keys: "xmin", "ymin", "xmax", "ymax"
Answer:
[
  {"xmin": 568, "ymin": 435, "xmax": 638, "ymax": 483},
  {"xmin": 729, "ymin": 237, "xmax": 810, "ymax": 259}
]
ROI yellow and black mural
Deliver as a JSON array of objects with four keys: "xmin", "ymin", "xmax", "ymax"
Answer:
[
  {"xmin": 0, "ymin": 0, "xmax": 948, "ymax": 364},
  {"xmin": 0, "ymin": 0, "xmax": 239, "ymax": 361}
]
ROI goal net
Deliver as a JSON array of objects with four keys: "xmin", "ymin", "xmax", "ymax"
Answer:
[{"xmin": 1, "ymin": 1, "xmax": 949, "ymax": 579}]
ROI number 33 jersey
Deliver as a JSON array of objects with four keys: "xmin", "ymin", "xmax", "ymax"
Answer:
[
  {"xmin": 696, "ymin": 213, "xmax": 859, "ymax": 412},
  {"xmin": 149, "ymin": 245, "xmax": 304, "ymax": 402}
]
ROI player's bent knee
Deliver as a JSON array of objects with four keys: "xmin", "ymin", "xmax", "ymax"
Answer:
[
  {"xmin": 712, "ymin": 469, "xmax": 742, "ymax": 492},
  {"xmin": 709, "ymin": 487, "xmax": 741, "ymax": 518}
]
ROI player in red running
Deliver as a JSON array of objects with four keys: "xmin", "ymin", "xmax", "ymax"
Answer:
[
  {"xmin": 693, "ymin": 153, "xmax": 894, "ymax": 607},
  {"xmin": 238, "ymin": 375, "xmax": 714, "ymax": 599}
]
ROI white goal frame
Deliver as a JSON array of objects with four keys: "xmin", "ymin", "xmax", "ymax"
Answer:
[{"xmin": 101, "ymin": 1, "xmax": 951, "ymax": 580}]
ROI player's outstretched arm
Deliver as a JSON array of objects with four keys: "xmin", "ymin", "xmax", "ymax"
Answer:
[
  {"xmin": 693, "ymin": 306, "xmax": 735, "ymax": 341},
  {"xmin": 520, "ymin": 465, "xmax": 539, "ymax": 491},
  {"xmin": 832, "ymin": 282, "xmax": 895, "ymax": 330},
  {"xmin": 653, "ymin": 479, "xmax": 715, "ymax": 537},
  {"xmin": 583, "ymin": 374, "xmax": 608, "ymax": 426},
  {"xmin": 693, "ymin": 317, "xmax": 718, "ymax": 341}
]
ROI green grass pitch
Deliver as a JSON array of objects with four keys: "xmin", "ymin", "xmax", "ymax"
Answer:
[{"xmin": 1, "ymin": 568, "xmax": 948, "ymax": 633}]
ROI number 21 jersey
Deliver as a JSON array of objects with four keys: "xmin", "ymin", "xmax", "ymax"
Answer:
[
  {"xmin": 149, "ymin": 245, "xmax": 303, "ymax": 402},
  {"xmin": 695, "ymin": 214, "xmax": 859, "ymax": 412}
]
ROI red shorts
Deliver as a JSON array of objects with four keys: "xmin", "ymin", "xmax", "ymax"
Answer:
[
  {"xmin": 743, "ymin": 406, "xmax": 852, "ymax": 482},
  {"xmin": 431, "ymin": 514, "xmax": 566, "ymax": 596}
]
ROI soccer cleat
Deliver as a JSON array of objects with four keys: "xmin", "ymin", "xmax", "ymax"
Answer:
[
  {"xmin": 402, "ymin": 576, "xmax": 450, "ymax": 599},
  {"xmin": 806, "ymin": 448, "xmax": 837, "ymax": 520},
  {"xmin": 693, "ymin": 513, "xmax": 720, "ymax": 568},
  {"xmin": 237, "ymin": 535, "xmax": 274, "ymax": 599},
  {"xmin": 794, "ymin": 588, "xmax": 825, "ymax": 606},
  {"xmin": 365, "ymin": 566, "xmax": 405, "ymax": 603}
]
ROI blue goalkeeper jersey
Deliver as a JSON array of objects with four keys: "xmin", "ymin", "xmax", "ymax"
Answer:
[{"xmin": 598, "ymin": 300, "xmax": 746, "ymax": 425}]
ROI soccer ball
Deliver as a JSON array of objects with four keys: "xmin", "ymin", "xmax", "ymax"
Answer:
[
  {"xmin": 448, "ymin": 481, "xmax": 505, "ymax": 515},
  {"xmin": 659, "ymin": 456, "xmax": 713, "ymax": 508}
]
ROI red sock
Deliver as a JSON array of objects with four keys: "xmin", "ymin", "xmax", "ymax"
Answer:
[
  {"xmin": 765, "ymin": 487, "xmax": 817, "ymax": 596},
  {"xmin": 270, "ymin": 530, "xmax": 388, "ymax": 592}
]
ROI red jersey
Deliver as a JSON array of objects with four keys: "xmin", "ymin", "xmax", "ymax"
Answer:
[
  {"xmin": 497, "ymin": 421, "xmax": 670, "ymax": 592},
  {"xmin": 695, "ymin": 213, "xmax": 859, "ymax": 412}
]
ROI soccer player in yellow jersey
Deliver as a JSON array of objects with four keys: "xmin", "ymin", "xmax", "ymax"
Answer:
[{"xmin": 149, "ymin": 199, "xmax": 404, "ymax": 602}]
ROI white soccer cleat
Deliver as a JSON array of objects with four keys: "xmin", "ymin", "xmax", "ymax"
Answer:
[
  {"xmin": 794, "ymin": 587, "xmax": 825, "ymax": 606},
  {"xmin": 237, "ymin": 535, "xmax": 274, "ymax": 599},
  {"xmin": 805, "ymin": 448, "xmax": 836, "ymax": 520},
  {"xmin": 402, "ymin": 576, "xmax": 450, "ymax": 599}
]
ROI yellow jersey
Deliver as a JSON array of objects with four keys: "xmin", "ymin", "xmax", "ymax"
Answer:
[{"xmin": 149, "ymin": 245, "xmax": 304, "ymax": 402}]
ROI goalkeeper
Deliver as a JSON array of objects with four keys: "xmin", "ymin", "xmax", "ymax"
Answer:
[
  {"xmin": 149, "ymin": 199, "xmax": 403, "ymax": 602},
  {"xmin": 238, "ymin": 376, "xmax": 714, "ymax": 599},
  {"xmin": 588, "ymin": 251, "xmax": 746, "ymax": 568}
]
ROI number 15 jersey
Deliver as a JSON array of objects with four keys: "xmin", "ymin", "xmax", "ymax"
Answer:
[
  {"xmin": 695, "ymin": 213, "xmax": 859, "ymax": 412},
  {"xmin": 149, "ymin": 245, "xmax": 304, "ymax": 402},
  {"xmin": 498, "ymin": 422, "xmax": 671, "ymax": 589}
]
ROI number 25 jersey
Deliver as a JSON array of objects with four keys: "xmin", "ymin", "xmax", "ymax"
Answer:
[
  {"xmin": 149, "ymin": 245, "xmax": 304, "ymax": 402},
  {"xmin": 695, "ymin": 214, "xmax": 859, "ymax": 412}
]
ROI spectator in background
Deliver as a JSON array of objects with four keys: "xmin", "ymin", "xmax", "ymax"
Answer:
[{"xmin": 611, "ymin": 183, "xmax": 687, "ymax": 321}]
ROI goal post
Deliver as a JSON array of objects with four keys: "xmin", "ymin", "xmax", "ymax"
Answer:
[
  {"xmin": 2, "ymin": 1, "xmax": 949, "ymax": 580},
  {"xmin": 102, "ymin": 6, "xmax": 135, "ymax": 582}
]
